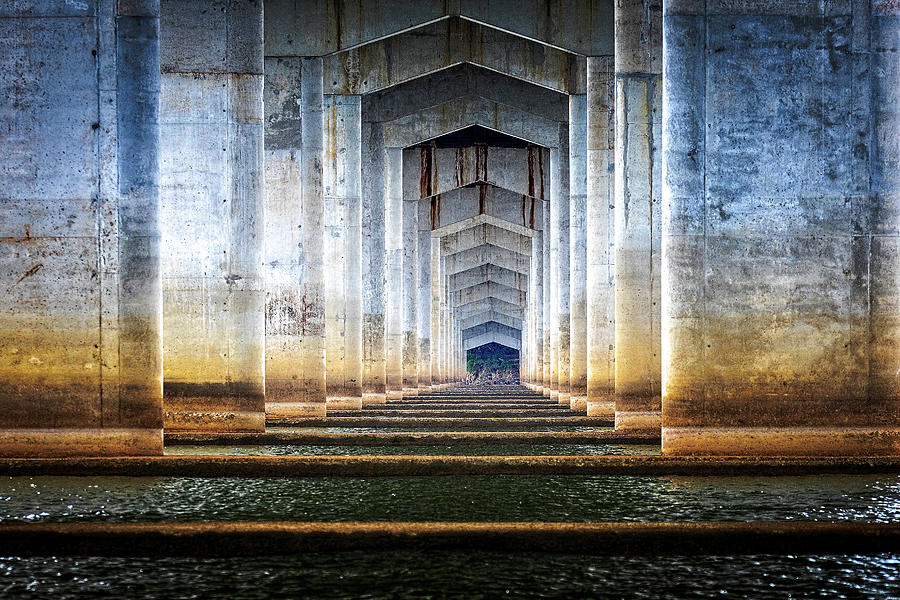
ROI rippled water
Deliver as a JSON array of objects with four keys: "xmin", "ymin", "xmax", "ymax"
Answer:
[
  {"xmin": 1, "ymin": 552, "xmax": 898, "ymax": 599},
  {"xmin": 3, "ymin": 474, "xmax": 900, "ymax": 523},
  {"xmin": 164, "ymin": 444, "xmax": 660, "ymax": 456}
]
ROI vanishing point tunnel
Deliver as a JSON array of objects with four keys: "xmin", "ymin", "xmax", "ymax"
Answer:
[{"xmin": 0, "ymin": 1, "xmax": 898, "ymax": 597}]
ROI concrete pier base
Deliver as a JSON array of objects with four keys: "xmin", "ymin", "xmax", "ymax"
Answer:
[
  {"xmin": 616, "ymin": 410, "xmax": 662, "ymax": 433},
  {"xmin": 265, "ymin": 402, "xmax": 326, "ymax": 419},
  {"xmin": 587, "ymin": 400, "xmax": 616, "ymax": 418},
  {"xmin": 0, "ymin": 429, "xmax": 162, "ymax": 458}
]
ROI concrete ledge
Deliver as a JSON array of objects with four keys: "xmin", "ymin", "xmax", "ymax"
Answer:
[
  {"xmin": 266, "ymin": 417, "xmax": 613, "ymax": 428},
  {"xmin": 663, "ymin": 427, "xmax": 900, "ymax": 456},
  {"xmin": 325, "ymin": 397, "xmax": 364, "ymax": 410},
  {"xmin": 379, "ymin": 402, "xmax": 562, "ymax": 409},
  {"xmin": 2, "ymin": 455, "xmax": 899, "ymax": 477},
  {"xmin": 0, "ymin": 429, "xmax": 163, "ymax": 458},
  {"xmin": 587, "ymin": 400, "xmax": 615, "ymax": 417},
  {"xmin": 616, "ymin": 410, "xmax": 662, "ymax": 432},
  {"xmin": 265, "ymin": 402, "xmax": 326, "ymax": 419},
  {"xmin": 164, "ymin": 411, "xmax": 265, "ymax": 433},
  {"xmin": 164, "ymin": 431, "xmax": 661, "ymax": 446},
  {"xmin": 1, "ymin": 521, "xmax": 898, "ymax": 556},
  {"xmin": 329, "ymin": 409, "xmax": 580, "ymax": 418}
]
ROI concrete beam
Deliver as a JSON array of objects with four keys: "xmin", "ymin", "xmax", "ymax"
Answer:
[
  {"xmin": 464, "ymin": 333, "xmax": 522, "ymax": 352},
  {"xmin": 361, "ymin": 62, "xmax": 568, "ymax": 122},
  {"xmin": 459, "ymin": 311, "xmax": 523, "ymax": 331},
  {"xmin": 453, "ymin": 282, "xmax": 527, "ymax": 308},
  {"xmin": 449, "ymin": 265, "xmax": 529, "ymax": 293},
  {"xmin": 265, "ymin": 1, "xmax": 613, "ymax": 57},
  {"xmin": 444, "ymin": 245, "xmax": 530, "ymax": 276},
  {"xmin": 404, "ymin": 147, "xmax": 550, "ymax": 205},
  {"xmin": 383, "ymin": 96, "xmax": 559, "ymax": 148},
  {"xmin": 454, "ymin": 298, "xmax": 525, "ymax": 321}
]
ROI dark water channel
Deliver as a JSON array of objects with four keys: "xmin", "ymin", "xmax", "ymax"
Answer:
[
  {"xmin": 2, "ymin": 552, "xmax": 899, "ymax": 599},
  {"xmin": 3, "ymin": 474, "xmax": 900, "ymax": 524}
]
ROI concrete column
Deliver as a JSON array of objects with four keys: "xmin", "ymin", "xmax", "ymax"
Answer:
[
  {"xmin": 614, "ymin": 0, "xmax": 662, "ymax": 432},
  {"xmin": 553, "ymin": 126, "xmax": 571, "ymax": 405},
  {"xmin": 417, "ymin": 211, "xmax": 433, "ymax": 390},
  {"xmin": 430, "ymin": 238, "xmax": 442, "ymax": 387},
  {"xmin": 401, "ymin": 197, "xmax": 419, "ymax": 396},
  {"xmin": 0, "ymin": 1, "xmax": 163, "ymax": 456},
  {"xmin": 542, "ymin": 199, "xmax": 552, "ymax": 395},
  {"xmin": 263, "ymin": 57, "xmax": 328, "ymax": 418},
  {"xmin": 531, "ymin": 230, "xmax": 544, "ymax": 390},
  {"xmin": 160, "ymin": 0, "xmax": 265, "ymax": 432},
  {"xmin": 569, "ymin": 94, "xmax": 588, "ymax": 411},
  {"xmin": 661, "ymin": 0, "xmax": 899, "ymax": 455},
  {"xmin": 549, "ymin": 149, "xmax": 560, "ymax": 400},
  {"xmin": 361, "ymin": 122, "xmax": 386, "ymax": 405},
  {"xmin": 324, "ymin": 95, "xmax": 363, "ymax": 410},
  {"xmin": 384, "ymin": 148, "xmax": 404, "ymax": 400},
  {"xmin": 586, "ymin": 56, "xmax": 616, "ymax": 418}
]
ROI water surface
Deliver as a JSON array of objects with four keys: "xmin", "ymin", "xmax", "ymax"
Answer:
[
  {"xmin": 3, "ymin": 474, "xmax": 899, "ymax": 524},
  {"xmin": 1, "ymin": 552, "xmax": 898, "ymax": 599}
]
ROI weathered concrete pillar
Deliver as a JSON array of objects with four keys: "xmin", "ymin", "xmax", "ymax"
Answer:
[
  {"xmin": 263, "ymin": 57, "xmax": 327, "ymax": 418},
  {"xmin": 430, "ymin": 238, "xmax": 442, "ymax": 387},
  {"xmin": 661, "ymin": 0, "xmax": 899, "ymax": 455},
  {"xmin": 586, "ymin": 55, "xmax": 616, "ymax": 418},
  {"xmin": 0, "ymin": 1, "xmax": 163, "ymax": 456},
  {"xmin": 552, "ymin": 126, "xmax": 571, "ymax": 405},
  {"xmin": 384, "ymin": 148, "xmax": 404, "ymax": 400},
  {"xmin": 531, "ymin": 231, "xmax": 544, "ymax": 389},
  {"xmin": 542, "ymin": 199, "xmax": 552, "ymax": 395},
  {"xmin": 361, "ymin": 122, "xmax": 386, "ymax": 405},
  {"xmin": 401, "ymin": 195, "xmax": 419, "ymax": 396},
  {"xmin": 614, "ymin": 0, "xmax": 662, "ymax": 432},
  {"xmin": 417, "ymin": 208, "xmax": 433, "ymax": 390},
  {"xmin": 569, "ymin": 94, "xmax": 588, "ymax": 411},
  {"xmin": 160, "ymin": 0, "xmax": 265, "ymax": 432},
  {"xmin": 324, "ymin": 95, "xmax": 363, "ymax": 410},
  {"xmin": 549, "ymin": 149, "xmax": 561, "ymax": 400}
]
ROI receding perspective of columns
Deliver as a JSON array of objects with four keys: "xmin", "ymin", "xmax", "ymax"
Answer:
[
  {"xmin": 614, "ymin": 0, "xmax": 662, "ymax": 432},
  {"xmin": 0, "ymin": 1, "xmax": 163, "ymax": 455},
  {"xmin": 160, "ymin": 0, "xmax": 265, "ymax": 432},
  {"xmin": 661, "ymin": 0, "xmax": 899, "ymax": 455},
  {"xmin": 384, "ymin": 148, "xmax": 405, "ymax": 400}
]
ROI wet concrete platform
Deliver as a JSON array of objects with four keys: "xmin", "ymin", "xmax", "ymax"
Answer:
[
  {"xmin": 164, "ymin": 431, "xmax": 660, "ymax": 446},
  {"xmin": 2, "ymin": 455, "xmax": 899, "ymax": 477},
  {"xmin": 2, "ymin": 521, "xmax": 898, "ymax": 556},
  {"xmin": 265, "ymin": 417, "xmax": 613, "ymax": 428}
]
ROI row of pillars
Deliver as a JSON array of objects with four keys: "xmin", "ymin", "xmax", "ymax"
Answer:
[{"xmin": 157, "ymin": 1, "xmax": 665, "ymax": 433}]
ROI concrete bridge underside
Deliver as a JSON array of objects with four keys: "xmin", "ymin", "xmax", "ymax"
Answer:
[{"xmin": 0, "ymin": 0, "xmax": 896, "ymax": 457}]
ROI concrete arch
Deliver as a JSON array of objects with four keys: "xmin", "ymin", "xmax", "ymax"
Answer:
[
  {"xmin": 454, "ymin": 298, "xmax": 524, "ymax": 320},
  {"xmin": 322, "ymin": 18, "xmax": 585, "ymax": 95},
  {"xmin": 458, "ymin": 311, "xmax": 522, "ymax": 331},
  {"xmin": 464, "ymin": 332, "xmax": 522, "ymax": 352},
  {"xmin": 445, "ymin": 245, "xmax": 530, "ymax": 276},
  {"xmin": 453, "ymin": 282, "xmax": 527, "ymax": 307},
  {"xmin": 266, "ymin": 3, "xmax": 612, "ymax": 57},
  {"xmin": 384, "ymin": 96, "xmax": 559, "ymax": 148},
  {"xmin": 449, "ymin": 265, "xmax": 528, "ymax": 293},
  {"xmin": 420, "ymin": 187, "xmax": 545, "ymax": 232},
  {"xmin": 363, "ymin": 63, "xmax": 567, "ymax": 124},
  {"xmin": 440, "ymin": 219, "xmax": 534, "ymax": 257}
]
